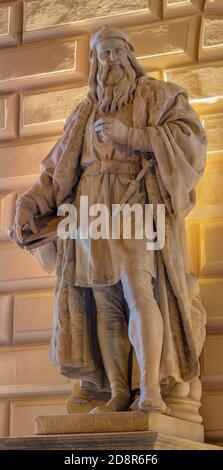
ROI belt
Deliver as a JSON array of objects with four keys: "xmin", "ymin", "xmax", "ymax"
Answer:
[
  {"xmin": 82, "ymin": 157, "xmax": 155, "ymax": 216},
  {"xmin": 113, "ymin": 158, "xmax": 155, "ymax": 216},
  {"xmin": 82, "ymin": 160, "xmax": 142, "ymax": 176}
]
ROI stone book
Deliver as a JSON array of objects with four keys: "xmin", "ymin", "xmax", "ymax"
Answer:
[{"xmin": 20, "ymin": 212, "xmax": 66, "ymax": 250}]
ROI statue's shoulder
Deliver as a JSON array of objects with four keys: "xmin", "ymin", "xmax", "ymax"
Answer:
[
  {"xmin": 64, "ymin": 96, "xmax": 93, "ymax": 131},
  {"xmin": 136, "ymin": 75, "xmax": 188, "ymax": 101}
]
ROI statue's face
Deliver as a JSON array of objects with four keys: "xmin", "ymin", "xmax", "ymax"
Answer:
[
  {"xmin": 94, "ymin": 36, "xmax": 136, "ymax": 113},
  {"xmin": 96, "ymin": 38, "xmax": 128, "ymax": 67}
]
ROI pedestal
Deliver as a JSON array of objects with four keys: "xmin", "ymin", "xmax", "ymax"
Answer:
[
  {"xmin": 35, "ymin": 411, "xmax": 204, "ymax": 443},
  {"xmin": 0, "ymin": 412, "xmax": 222, "ymax": 450},
  {"xmin": 0, "ymin": 432, "xmax": 221, "ymax": 450}
]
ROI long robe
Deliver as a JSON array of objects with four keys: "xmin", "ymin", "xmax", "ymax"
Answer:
[{"xmin": 12, "ymin": 76, "xmax": 208, "ymax": 394}]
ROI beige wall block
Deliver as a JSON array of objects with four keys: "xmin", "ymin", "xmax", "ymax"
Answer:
[
  {"xmin": 0, "ymin": 99, "xmax": 4, "ymax": 128},
  {"xmin": 201, "ymin": 392, "xmax": 223, "ymax": 433},
  {"xmin": 0, "ymin": 139, "xmax": 57, "ymax": 191},
  {"xmin": 204, "ymin": 0, "xmax": 223, "ymax": 13},
  {"xmin": 13, "ymin": 289, "xmax": 54, "ymax": 343},
  {"xmin": 0, "ymin": 294, "xmax": 13, "ymax": 345},
  {"xmin": 147, "ymin": 70, "xmax": 163, "ymax": 80},
  {"xmin": 188, "ymin": 204, "xmax": 223, "ymax": 223},
  {"xmin": 0, "ymin": 94, "xmax": 17, "ymax": 140},
  {"xmin": 200, "ymin": 222, "xmax": 223, "ymax": 275},
  {"xmin": 0, "ymin": 175, "xmax": 39, "ymax": 194},
  {"xmin": 23, "ymin": 0, "xmax": 161, "ymax": 41},
  {"xmin": 165, "ymin": 64, "xmax": 223, "ymax": 100},
  {"xmin": 0, "ymin": 346, "xmax": 67, "ymax": 386},
  {"xmin": 185, "ymin": 222, "xmax": 199, "ymax": 275},
  {"xmin": 193, "ymin": 98, "xmax": 223, "ymax": 116},
  {"xmin": 200, "ymin": 279, "xmax": 223, "ymax": 318},
  {"xmin": 128, "ymin": 16, "xmax": 199, "ymax": 69},
  {"xmin": 0, "ymin": 36, "xmax": 89, "ymax": 92},
  {"xmin": 203, "ymin": 18, "xmax": 223, "ymax": 47},
  {"xmin": 0, "ymin": 383, "xmax": 71, "ymax": 399},
  {"xmin": 196, "ymin": 167, "xmax": 223, "ymax": 207},
  {"xmin": 164, "ymin": 0, "xmax": 204, "ymax": 17},
  {"xmin": 20, "ymin": 86, "xmax": 88, "ymax": 137},
  {"xmin": 10, "ymin": 397, "xmax": 67, "ymax": 436},
  {"xmin": 0, "ymin": 192, "xmax": 18, "ymax": 239},
  {"xmin": 0, "ymin": 242, "xmax": 52, "ymax": 292},
  {"xmin": 203, "ymin": 334, "xmax": 223, "ymax": 376},
  {"xmin": 204, "ymin": 115, "xmax": 223, "ymax": 151},
  {"xmin": 0, "ymin": 2, "xmax": 22, "ymax": 47},
  {"xmin": 24, "ymin": 0, "xmax": 148, "ymax": 28},
  {"xmin": 200, "ymin": 16, "xmax": 223, "ymax": 60},
  {"xmin": 0, "ymin": 400, "xmax": 9, "ymax": 437},
  {"xmin": 0, "ymin": 4, "xmax": 8, "ymax": 35}
]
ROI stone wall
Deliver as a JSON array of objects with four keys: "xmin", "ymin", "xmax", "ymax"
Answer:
[{"xmin": 0, "ymin": 0, "xmax": 223, "ymax": 444}]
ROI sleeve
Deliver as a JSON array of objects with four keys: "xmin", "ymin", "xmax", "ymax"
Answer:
[
  {"xmin": 15, "ymin": 103, "xmax": 83, "ymax": 216},
  {"xmin": 127, "ymin": 92, "xmax": 208, "ymax": 217},
  {"xmin": 126, "ymin": 127, "xmax": 153, "ymax": 153},
  {"xmin": 15, "ymin": 141, "xmax": 61, "ymax": 216}
]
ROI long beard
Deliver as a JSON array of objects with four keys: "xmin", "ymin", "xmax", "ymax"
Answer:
[{"xmin": 96, "ymin": 61, "xmax": 136, "ymax": 114}]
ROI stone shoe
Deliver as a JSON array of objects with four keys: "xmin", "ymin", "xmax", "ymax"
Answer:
[
  {"xmin": 89, "ymin": 394, "xmax": 131, "ymax": 414},
  {"xmin": 139, "ymin": 389, "xmax": 166, "ymax": 413}
]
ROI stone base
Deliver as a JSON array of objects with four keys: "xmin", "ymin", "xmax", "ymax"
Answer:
[
  {"xmin": 1, "ymin": 411, "xmax": 221, "ymax": 451},
  {"xmin": 0, "ymin": 432, "xmax": 221, "ymax": 450},
  {"xmin": 165, "ymin": 396, "xmax": 202, "ymax": 424},
  {"xmin": 35, "ymin": 411, "xmax": 204, "ymax": 443}
]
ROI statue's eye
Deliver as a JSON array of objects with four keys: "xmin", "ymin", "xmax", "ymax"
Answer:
[{"xmin": 100, "ymin": 50, "xmax": 109, "ymax": 59}]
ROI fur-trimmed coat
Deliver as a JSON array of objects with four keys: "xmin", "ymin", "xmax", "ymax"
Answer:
[{"xmin": 13, "ymin": 76, "xmax": 208, "ymax": 393}]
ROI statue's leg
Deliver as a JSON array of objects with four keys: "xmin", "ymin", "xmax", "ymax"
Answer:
[
  {"xmin": 121, "ymin": 268, "xmax": 166, "ymax": 413},
  {"xmin": 89, "ymin": 281, "xmax": 131, "ymax": 413}
]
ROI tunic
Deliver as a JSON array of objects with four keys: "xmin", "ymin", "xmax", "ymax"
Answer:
[{"xmin": 66, "ymin": 101, "xmax": 157, "ymax": 287}]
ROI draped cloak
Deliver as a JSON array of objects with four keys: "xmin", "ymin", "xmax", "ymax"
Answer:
[{"xmin": 13, "ymin": 76, "xmax": 208, "ymax": 395}]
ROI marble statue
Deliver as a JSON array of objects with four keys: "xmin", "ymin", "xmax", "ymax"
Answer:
[{"xmin": 11, "ymin": 26, "xmax": 208, "ymax": 418}]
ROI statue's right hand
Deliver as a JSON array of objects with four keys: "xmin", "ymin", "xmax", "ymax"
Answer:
[{"xmin": 14, "ymin": 204, "xmax": 38, "ymax": 244}]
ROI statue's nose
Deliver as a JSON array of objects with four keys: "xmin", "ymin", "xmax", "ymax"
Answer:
[{"xmin": 109, "ymin": 50, "xmax": 118, "ymax": 62}]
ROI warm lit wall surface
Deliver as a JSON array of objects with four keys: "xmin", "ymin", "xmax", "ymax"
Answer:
[{"xmin": 0, "ymin": 0, "xmax": 222, "ymax": 443}]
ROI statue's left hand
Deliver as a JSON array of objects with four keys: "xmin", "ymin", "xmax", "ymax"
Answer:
[{"xmin": 93, "ymin": 118, "xmax": 128, "ymax": 145}]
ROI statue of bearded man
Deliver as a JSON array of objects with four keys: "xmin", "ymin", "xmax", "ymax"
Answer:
[{"xmin": 12, "ymin": 26, "xmax": 207, "ymax": 416}]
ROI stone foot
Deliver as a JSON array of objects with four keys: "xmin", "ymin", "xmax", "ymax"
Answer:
[
  {"xmin": 89, "ymin": 394, "xmax": 131, "ymax": 414},
  {"xmin": 67, "ymin": 397, "xmax": 106, "ymax": 414},
  {"xmin": 139, "ymin": 390, "xmax": 167, "ymax": 413},
  {"xmin": 66, "ymin": 381, "xmax": 108, "ymax": 414}
]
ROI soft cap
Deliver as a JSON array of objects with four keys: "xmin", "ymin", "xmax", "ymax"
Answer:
[{"xmin": 90, "ymin": 26, "xmax": 134, "ymax": 52}]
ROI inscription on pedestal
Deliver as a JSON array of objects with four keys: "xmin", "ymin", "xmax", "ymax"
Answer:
[
  {"xmin": 35, "ymin": 411, "xmax": 204, "ymax": 443},
  {"xmin": 35, "ymin": 411, "xmax": 147, "ymax": 435}
]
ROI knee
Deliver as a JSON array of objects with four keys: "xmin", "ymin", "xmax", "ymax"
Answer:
[
  {"xmin": 94, "ymin": 296, "xmax": 126, "ymax": 322},
  {"xmin": 121, "ymin": 269, "xmax": 155, "ymax": 311},
  {"xmin": 93, "ymin": 283, "xmax": 126, "ymax": 321},
  {"xmin": 96, "ymin": 309, "xmax": 124, "ymax": 322}
]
